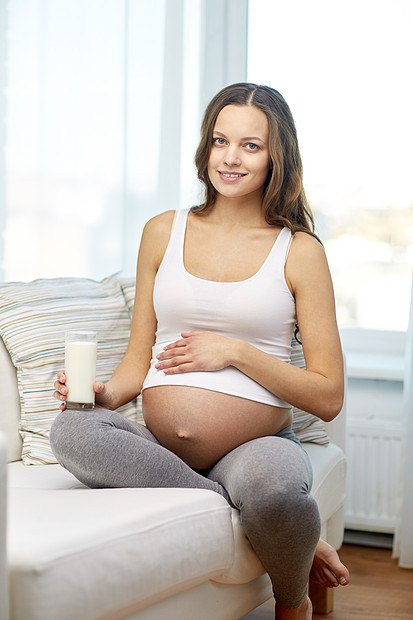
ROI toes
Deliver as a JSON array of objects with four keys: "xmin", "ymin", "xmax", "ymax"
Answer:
[
  {"xmin": 314, "ymin": 540, "xmax": 350, "ymax": 586},
  {"xmin": 310, "ymin": 566, "xmax": 340, "ymax": 588}
]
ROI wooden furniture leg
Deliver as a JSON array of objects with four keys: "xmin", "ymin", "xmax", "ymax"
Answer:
[{"xmin": 308, "ymin": 581, "xmax": 334, "ymax": 614}]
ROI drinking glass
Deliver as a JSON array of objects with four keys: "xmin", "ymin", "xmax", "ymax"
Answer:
[{"xmin": 65, "ymin": 330, "xmax": 97, "ymax": 410}]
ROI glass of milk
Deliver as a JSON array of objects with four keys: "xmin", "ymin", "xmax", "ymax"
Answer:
[{"xmin": 65, "ymin": 330, "xmax": 97, "ymax": 410}]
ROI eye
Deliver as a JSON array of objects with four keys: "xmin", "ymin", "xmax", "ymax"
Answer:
[
  {"xmin": 245, "ymin": 142, "xmax": 260, "ymax": 151},
  {"xmin": 213, "ymin": 137, "xmax": 226, "ymax": 146}
]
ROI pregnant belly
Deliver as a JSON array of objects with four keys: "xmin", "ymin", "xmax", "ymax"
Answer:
[{"xmin": 142, "ymin": 385, "xmax": 292, "ymax": 469}]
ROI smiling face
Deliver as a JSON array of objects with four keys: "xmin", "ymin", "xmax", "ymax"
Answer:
[{"xmin": 207, "ymin": 104, "xmax": 271, "ymax": 204}]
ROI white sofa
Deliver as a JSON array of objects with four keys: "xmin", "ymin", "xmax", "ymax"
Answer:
[{"xmin": 0, "ymin": 275, "xmax": 347, "ymax": 620}]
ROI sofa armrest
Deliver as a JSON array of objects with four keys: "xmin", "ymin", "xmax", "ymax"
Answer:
[
  {"xmin": 0, "ymin": 432, "xmax": 8, "ymax": 619},
  {"xmin": 0, "ymin": 336, "xmax": 22, "ymax": 462}
]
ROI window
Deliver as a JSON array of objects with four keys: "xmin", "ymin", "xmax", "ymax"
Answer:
[
  {"xmin": 1, "ymin": 0, "xmax": 249, "ymax": 283},
  {"xmin": 1, "ymin": 0, "xmax": 203, "ymax": 282},
  {"xmin": 248, "ymin": 0, "xmax": 413, "ymax": 331},
  {"xmin": 4, "ymin": 0, "xmax": 131, "ymax": 280}
]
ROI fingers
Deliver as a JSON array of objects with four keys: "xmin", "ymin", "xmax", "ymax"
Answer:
[
  {"xmin": 155, "ymin": 332, "xmax": 227, "ymax": 374},
  {"xmin": 162, "ymin": 339, "xmax": 187, "ymax": 352},
  {"xmin": 162, "ymin": 331, "xmax": 201, "ymax": 351},
  {"xmin": 156, "ymin": 361, "xmax": 194, "ymax": 374},
  {"xmin": 155, "ymin": 354, "xmax": 193, "ymax": 373},
  {"xmin": 156, "ymin": 340, "xmax": 190, "ymax": 363},
  {"xmin": 155, "ymin": 340, "xmax": 193, "ymax": 372},
  {"xmin": 54, "ymin": 371, "xmax": 67, "ymax": 402},
  {"xmin": 93, "ymin": 381, "xmax": 105, "ymax": 394},
  {"xmin": 156, "ymin": 348, "xmax": 187, "ymax": 362},
  {"xmin": 54, "ymin": 374, "xmax": 108, "ymax": 410},
  {"xmin": 54, "ymin": 389, "xmax": 67, "ymax": 402}
]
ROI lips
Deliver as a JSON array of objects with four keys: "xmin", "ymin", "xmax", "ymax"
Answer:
[{"xmin": 218, "ymin": 171, "xmax": 247, "ymax": 182}]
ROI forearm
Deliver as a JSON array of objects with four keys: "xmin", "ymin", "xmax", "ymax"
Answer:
[
  {"xmin": 230, "ymin": 339, "xmax": 344, "ymax": 421},
  {"xmin": 99, "ymin": 354, "xmax": 149, "ymax": 410}
]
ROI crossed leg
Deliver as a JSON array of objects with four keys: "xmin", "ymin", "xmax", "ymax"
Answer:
[{"xmin": 207, "ymin": 434, "xmax": 320, "ymax": 616}]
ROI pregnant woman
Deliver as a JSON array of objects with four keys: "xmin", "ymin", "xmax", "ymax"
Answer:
[{"xmin": 51, "ymin": 83, "xmax": 349, "ymax": 619}]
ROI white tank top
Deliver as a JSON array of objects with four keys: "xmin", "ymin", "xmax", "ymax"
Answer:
[{"xmin": 142, "ymin": 208, "xmax": 296, "ymax": 408}]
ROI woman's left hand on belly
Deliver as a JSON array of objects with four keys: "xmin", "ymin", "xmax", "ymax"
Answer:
[{"xmin": 155, "ymin": 331, "xmax": 235, "ymax": 374}]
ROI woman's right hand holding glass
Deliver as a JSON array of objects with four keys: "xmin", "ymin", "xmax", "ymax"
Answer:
[{"xmin": 53, "ymin": 372, "xmax": 113, "ymax": 411}]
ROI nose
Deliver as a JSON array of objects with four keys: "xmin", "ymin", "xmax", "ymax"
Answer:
[{"xmin": 224, "ymin": 145, "xmax": 241, "ymax": 167}]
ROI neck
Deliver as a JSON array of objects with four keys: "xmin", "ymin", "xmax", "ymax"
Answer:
[{"xmin": 210, "ymin": 193, "xmax": 266, "ymax": 227}]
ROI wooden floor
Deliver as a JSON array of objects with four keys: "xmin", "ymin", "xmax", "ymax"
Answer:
[{"xmin": 241, "ymin": 543, "xmax": 413, "ymax": 619}]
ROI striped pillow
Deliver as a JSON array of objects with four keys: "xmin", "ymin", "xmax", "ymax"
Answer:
[
  {"xmin": 119, "ymin": 279, "xmax": 329, "ymax": 445},
  {"xmin": 120, "ymin": 277, "xmax": 137, "ymax": 317},
  {"xmin": 0, "ymin": 274, "xmax": 139, "ymax": 464}
]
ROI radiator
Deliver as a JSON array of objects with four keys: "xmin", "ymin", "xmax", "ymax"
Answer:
[{"xmin": 345, "ymin": 420, "xmax": 402, "ymax": 533}]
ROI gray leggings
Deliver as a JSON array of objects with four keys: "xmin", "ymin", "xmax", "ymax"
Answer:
[{"xmin": 50, "ymin": 408, "xmax": 320, "ymax": 609}]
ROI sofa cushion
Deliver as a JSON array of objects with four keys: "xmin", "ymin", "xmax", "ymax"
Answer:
[
  {"xmin": 119, "ymin": 278, "xmax": 329, "ymax": 445},
  {"xmin": 304, "ymin": 442, "xmax": 347, "ymax": 524},
  {"xmin": 7, "ymin": 460, "xmax": 87, "ymax": 489},
  {"xmin": 7, "ymin": 486, "xmax": 234, "ymax": 620},
  {"xmin": 7, "ymin": 439, "xmax": 347, "ymax": 595},
  {"xmin": 0, "ymin": 274, "xmax": 138, "ymax": 464}
]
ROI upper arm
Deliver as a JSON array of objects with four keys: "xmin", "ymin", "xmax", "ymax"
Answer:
[
  {"xmin": 285, "ymin": 232, "xmax": 344, "ymax": 412},
  {"xmin": 125, "ymin": 210, "xmax": 175, "ymax": 368}
]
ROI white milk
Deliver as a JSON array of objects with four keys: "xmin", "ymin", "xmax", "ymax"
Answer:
[{"xmin": 65, "ymin": 340, "xmax": 97, "ymax": 406}]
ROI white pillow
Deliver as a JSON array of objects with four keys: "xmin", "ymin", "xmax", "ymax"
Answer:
[
  {"xmin": 0, "ymin": 274, "xmax": 138, "ymax": 464},
  {"xmin": 119, "ymin": 279, "xmax": 329, "ymax": 445}
]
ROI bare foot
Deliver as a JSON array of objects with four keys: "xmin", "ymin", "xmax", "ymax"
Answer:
[
  {"xmin": 275, "ymin": 596, "xmax": 312, "ymax": 619},
  {"xmin": 310, "ymin": 540, "xmax": 350, "ymax": 588}
]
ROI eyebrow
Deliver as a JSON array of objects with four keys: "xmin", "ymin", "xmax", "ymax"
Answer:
[{"xmin": 213, "ymin": 130, "xmax": 265, "ymax": 144}]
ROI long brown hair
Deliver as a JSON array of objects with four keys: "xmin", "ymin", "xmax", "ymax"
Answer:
[{"xmin": 193, "ymin": 82, "xmax": 316, "ymax": 237}]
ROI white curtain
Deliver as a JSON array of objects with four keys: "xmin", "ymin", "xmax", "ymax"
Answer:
[
  {"xmin": 0, "ymin": 0, "xmax": 7, "ymax": 270},
  {"xmin": 0, "ymin": 0, "xmax": 248, "ymax": 282},
  {"xmin": 4, "ymin": 0, "xmax": 132, "ymax": 280},
  {"xmin": 393, "ymin": 274, "xmax": 413, "ymax": 567}
]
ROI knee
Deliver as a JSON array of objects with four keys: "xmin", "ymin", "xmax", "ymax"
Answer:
[
  {"xmin": 49, "ymin": 410, "xmax": 78, "ymax": 461},
  {"xmin": 50, "ymin": 410, "xmax": 71, "ymax": 444},
  {"xmin": 51, "ymin": 410, "xmax": 73, "ymax": 434},
  {"xmin": 243, "ymin": 483, "xmax": 320, "ymax": 555},
  {"xmin": 242, "ymin": 472, "xmax": 320, "ymax": 534},
  {"xmin": 50, "ymin": 409, "xmax": 103, "ymax": 463},
  {"xmin": 245, "ymin": 474, "xmax": 300, "ymax": 518}
]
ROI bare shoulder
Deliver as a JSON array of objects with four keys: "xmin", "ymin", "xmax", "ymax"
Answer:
[
  {"xmin": 139, "ymin": 210, "xmax": 175, "ymax": 263},
  {"xmin": 290, "ymin": 230, "xmax": 324, "ymax": 255},
  {"xmin": 288, "ymin": 231, "xmax": 328, "ymax": 268},
  {"xmin": 286, "ymin": 231, "xmax": 332, "ymax": 293},
  {"xmin": 143, "ymin": 210, "xmax": 176, "ymax": 240}
]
